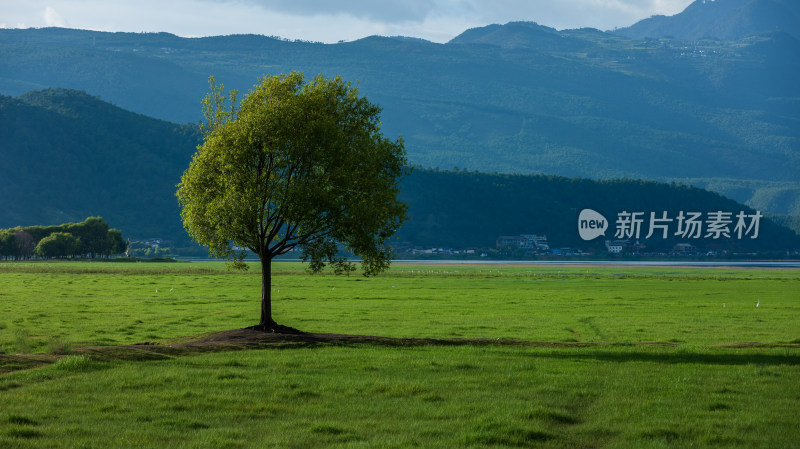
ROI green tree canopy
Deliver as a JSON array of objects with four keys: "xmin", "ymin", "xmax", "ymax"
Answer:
[
  {"xmin": 105, "ymin": 229, "xmax": 127, "ymax": 257},
  {"xmin": 0, "ymin": 230, "xmax": 15, "ymax": 259},
  {"xmin": 0, "ymin": 217, "xmax": 127, "ymax": 260},
  {"xmin": 177, "ymin": 73, "xmax": 408, "ymax": 332},
  {"xmin": 67, "ymin": 217, "xmax": 110, "ymax": 258},
  {"xmin": 35, "ymin": 232, "xmax": 79, "ymax": 259}
]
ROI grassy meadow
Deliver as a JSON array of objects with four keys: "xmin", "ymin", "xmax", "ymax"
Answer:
[{"xmin": 1, "ymin": 261, "xmax": 799, "ymax": 448}]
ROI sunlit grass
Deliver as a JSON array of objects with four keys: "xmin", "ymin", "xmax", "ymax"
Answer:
[
  {"xmin": 1, "ymin": 261, "xmax": 797, "ymax": 352},
  {"xmin": 0, "ymin": 261, "xmax": 798, "ymax": 448},
  {"xmin": 1, "ymin": 345, "xmax": 798, "ymax": 448}
]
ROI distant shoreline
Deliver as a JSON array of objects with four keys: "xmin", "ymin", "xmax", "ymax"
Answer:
[
  {"xmin": 392, "ymin": 260, "xmax": 800, "ymax": 269},
  {"xmin": 175, "ymin": 257, "xmax": 800, "ymax": 269}
]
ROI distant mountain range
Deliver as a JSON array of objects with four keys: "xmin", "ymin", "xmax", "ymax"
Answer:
[
  {"xmin": 0, "ymin": 0, "xmax": 798, "ymax": 219},
  {"xmin": 614, "ymin": 0, "xmax": 800, "ymax": 41},
  {"xmin": 2, "ymin": 89, "xmax": 798, "ymax": 253}
]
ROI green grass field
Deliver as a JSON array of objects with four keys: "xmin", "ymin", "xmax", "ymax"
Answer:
[{"xmin": 1, "ymin": 261, "xmax": 798, "ymax": 448}]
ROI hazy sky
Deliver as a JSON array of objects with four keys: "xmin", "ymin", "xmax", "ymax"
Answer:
[{"xmin": 1, "ymin": 0, "xmax": 694, "ymax": 43}]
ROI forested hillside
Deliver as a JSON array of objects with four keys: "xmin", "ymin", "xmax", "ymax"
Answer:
[
  {"xmin": 1, "ymin": 89, "xmax": 797, "ymax": 254},
  {"xmin": 1, "ymin": 15, "xmax": 797, "ymax": 216},
  {"xmin": 401, "ymin": 169, "xmax": 800, "ymax": 253},
  {"xmin": 0, "ymin": 89, "xmax": 200, "ymax": 240}
]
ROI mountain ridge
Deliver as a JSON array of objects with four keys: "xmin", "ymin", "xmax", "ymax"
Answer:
[
  {"xmin": 448, "ymin": 21, "xmax": 590, "ymax": 51},
  {"xmin": 1, "ymin": 3, "xmax": 798, "ymax": 215},
  {"xmin": 615, "ymin": 0, "xmax": 800, "ymax": 40}
]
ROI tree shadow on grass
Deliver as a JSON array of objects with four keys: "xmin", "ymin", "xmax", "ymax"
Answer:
[
  {"xmin": 106, "ymin": 328, "xmax": 800, "ymax": 367},
  {"xmin": 5, "ymin": 329, "xmax": 798, "ymax": 373}
]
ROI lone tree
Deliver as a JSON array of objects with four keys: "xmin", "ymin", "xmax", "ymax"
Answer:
[{"xmin": 177, "ymin": 73, "xmax": 408, "ymax": 332}]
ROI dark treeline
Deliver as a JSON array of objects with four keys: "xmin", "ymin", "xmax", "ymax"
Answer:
[
  {"xmin": 0, "ymin": 217, "xmax": 126, "ymax": 260},
  {"xmin": 398, "ymin": 168, "xmax": 800, "ymax": 253}
]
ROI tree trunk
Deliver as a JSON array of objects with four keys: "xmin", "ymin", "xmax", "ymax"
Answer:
[
  {"xmin": 259, "ymin": 255, "xmax": 275, "ymax": 328},
  {"xmin": 249, "ymin": 254, "xmax": 304, "ymax": 334}
]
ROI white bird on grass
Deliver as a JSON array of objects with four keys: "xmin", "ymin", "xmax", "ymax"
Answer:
[{"xmin": 756, "ymin": 298, "xmax": 760, "ymax": 307}]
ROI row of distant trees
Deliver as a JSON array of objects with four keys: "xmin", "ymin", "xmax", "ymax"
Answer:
[{"xmin": 0, "ymin": 217, "xmax": 127, "ymax": 260}]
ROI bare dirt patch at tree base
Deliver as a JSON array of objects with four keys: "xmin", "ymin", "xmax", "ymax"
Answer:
[
  {"xmin": 182, "ymin": 328, "xmax": 605, "ymax": 348},
  {"xmin": 70, "ymin": 328, "xmax": 680, "ymax": 363}
]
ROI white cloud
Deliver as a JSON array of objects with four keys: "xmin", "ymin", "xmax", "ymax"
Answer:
[{"xmin": 43, "ymin": 6, "xmax": 68, "ymax": 27}]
